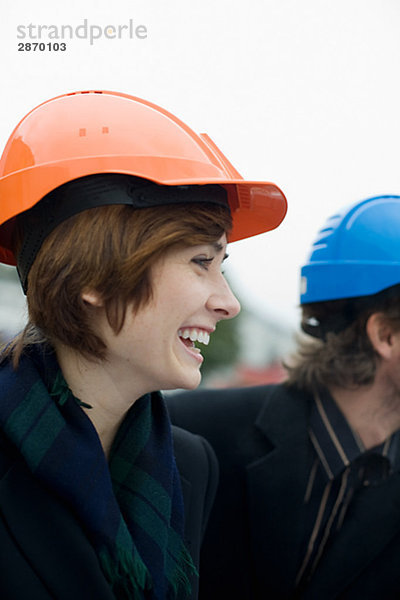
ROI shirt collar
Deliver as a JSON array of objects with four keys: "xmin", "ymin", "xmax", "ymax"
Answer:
[{"xmin": 309, "ymin": 388, "xmax": 400, "ymax": 481}]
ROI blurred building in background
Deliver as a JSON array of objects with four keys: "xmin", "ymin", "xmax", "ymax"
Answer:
[
  {"xmin": 0, "ymin": 266, "xmax": 27, "ymax": 343},
  {"xmin": 201, "ymin": 304, "xmax": 296, "ymax": 388}
]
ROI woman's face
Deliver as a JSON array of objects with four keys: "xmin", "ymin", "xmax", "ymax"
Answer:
[{"xmin": 91, "ymin": 234, "xmax": 240, "ymax": 393}]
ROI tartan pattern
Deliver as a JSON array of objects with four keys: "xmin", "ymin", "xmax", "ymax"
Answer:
[{"xmin": 0, "ymin": 345, "xmax": 196, "ymax": 599}]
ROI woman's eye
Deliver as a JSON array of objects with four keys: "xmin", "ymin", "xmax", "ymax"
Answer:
[{"xmin": 192, "ymin": 257, "xmax": 214, "ymax": 270}]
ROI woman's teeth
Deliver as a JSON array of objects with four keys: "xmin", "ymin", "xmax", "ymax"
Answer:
[{"xmin": 178, "ymin": 328, "xmax": 210, "ymax": 346}]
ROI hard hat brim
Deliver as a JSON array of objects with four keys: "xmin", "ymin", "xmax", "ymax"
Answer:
[{"xmin": 0, "ymin": 159, "xmax": 287, "ymax": 265}]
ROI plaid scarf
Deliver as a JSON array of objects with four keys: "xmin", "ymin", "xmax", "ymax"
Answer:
[{"xmin": 0, "ymin": 345, "xmax": 197, "ymax": 599}]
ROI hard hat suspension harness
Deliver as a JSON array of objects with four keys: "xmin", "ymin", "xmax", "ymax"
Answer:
[
  {"xmin": 16, "ymin": 173, "xmax": 229, "ymax": 294},
  {"xmin": 301, "ymin": 283, "xmax": 400, "ymax": 339}
]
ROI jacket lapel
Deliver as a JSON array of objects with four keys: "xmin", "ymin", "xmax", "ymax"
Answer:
[{"xmin": 245, "ymin": 385, "xmax": 315, "ymax": 596}]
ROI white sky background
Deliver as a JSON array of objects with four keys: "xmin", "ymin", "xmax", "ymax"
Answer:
[{"xmin": 1, "ymin": 0, "xmax": 400, "ymax": 329}]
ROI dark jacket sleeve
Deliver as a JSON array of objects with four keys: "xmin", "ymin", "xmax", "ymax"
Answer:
[
  {"xmin": 167, "ymin": 387, "xmax": 273, "ymax": 600},
  {"xmin": 171, "ymin": 426, "xmax": 219, "ymax": 582}
]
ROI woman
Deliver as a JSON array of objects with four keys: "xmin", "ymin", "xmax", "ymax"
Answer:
[{"xmin": 0, "ymin": 91, "xmax": 287, "ymax": 599}]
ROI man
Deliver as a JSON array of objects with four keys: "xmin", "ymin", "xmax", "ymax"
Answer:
[{"xmin": 167, "ymin": 195, "xmax": 400, "ymax": 599}]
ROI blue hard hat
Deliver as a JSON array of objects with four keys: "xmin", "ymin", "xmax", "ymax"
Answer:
[{"xmin": 301, "ymin": 195, "xmax": 400, "ymax": 304}]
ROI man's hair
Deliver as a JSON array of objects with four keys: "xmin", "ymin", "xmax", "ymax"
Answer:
[
  {"xmin": 285, "ymin": 286, "xmax": 400, "ymax": 393},
  {"xmin": 5, "ymin": 201, "xmax": 231, "ymax": 366}
]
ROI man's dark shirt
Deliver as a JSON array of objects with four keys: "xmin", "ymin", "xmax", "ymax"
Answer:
[{"xmin": 296, "ymin": 388, "xmax": 400, "ymax": 590}]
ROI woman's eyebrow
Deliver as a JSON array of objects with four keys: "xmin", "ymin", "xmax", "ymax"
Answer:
[
  {"xmin": 210, "ymin": 242, "xmax": 229, "ymax": 261},
  {"xmin": 212, "ymin": 242, "xmax": 225, "ymax": 253}
]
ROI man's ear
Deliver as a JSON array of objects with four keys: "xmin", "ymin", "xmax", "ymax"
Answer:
[
  {"xmin": 366, "ymin": 313, "xmax": 396, "ymax": 360},
  {"xmin": 81, "ymin": 290, "xmax": 104, "ymax": 308}
]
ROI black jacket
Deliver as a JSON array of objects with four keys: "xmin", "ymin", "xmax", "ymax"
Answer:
[
  {"xmin": 167, "ymin": 384, "xmax": 400, "ymax": 600},
  {"xmin": 0, "ymin": 426, "xmax": 218, "ymax": 600}
]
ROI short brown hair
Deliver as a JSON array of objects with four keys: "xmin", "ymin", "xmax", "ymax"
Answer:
[
  {"xmin": 7, "ymin": 201, "xmax": 231, "ymax": 366},
  {"xmin": 285, "ymin": 289, "xmax": 400, "ymax": 392}
]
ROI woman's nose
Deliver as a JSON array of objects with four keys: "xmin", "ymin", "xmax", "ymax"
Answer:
[{"xmin": 207, "ymin": 277, "xmax": 241, "ymax": 320}]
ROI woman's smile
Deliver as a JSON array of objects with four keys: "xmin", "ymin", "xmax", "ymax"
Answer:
[{"xmin": 178, "ymin": 327, "xmax": 213, "ymax": 364}]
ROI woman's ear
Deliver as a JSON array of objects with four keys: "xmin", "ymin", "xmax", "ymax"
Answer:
[
  {"xmin": 81, "ymin": 290, "xmax": 104, "ymax": 308},
  {"xmin": 366, "ymin": 312, "xmax": 396, "ymax": 360}
]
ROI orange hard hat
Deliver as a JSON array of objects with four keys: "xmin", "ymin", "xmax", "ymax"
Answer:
[{"xmin": 0, "ymin": 90, "xmax": 287, "ymax": 265}]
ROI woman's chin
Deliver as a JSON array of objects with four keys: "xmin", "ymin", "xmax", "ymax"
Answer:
[{"xmin": 166, "ymin": 370, "xmax": 202, "ymax": 392}]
